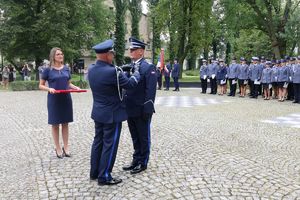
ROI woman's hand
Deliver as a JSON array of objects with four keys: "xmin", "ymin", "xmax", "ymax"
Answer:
[{"xmin": 48, "ymin": 88, "xmax": 56, "ymax": 94}]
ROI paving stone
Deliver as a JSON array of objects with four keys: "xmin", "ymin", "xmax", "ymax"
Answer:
[{"xmin": 0, "ymin": 89, "xmax": 300, "ymax": 199}]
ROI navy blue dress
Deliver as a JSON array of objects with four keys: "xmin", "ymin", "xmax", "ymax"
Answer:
[{"xmin": 42, "ymin": 67, "xmax": 73, "ymax": 125}]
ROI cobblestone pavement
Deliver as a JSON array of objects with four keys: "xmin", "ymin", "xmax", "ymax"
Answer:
[{"xmin": 1, "ymin": 88, "xmax": 300, "ymax": 200}]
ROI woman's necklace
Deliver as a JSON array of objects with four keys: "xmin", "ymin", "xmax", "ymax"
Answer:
[{"xmin": 53, "ymin": 66, "xmax": 63, "ymax": 74}]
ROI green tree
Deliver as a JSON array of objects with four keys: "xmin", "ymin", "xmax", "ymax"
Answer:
[
  {"xmin": 0, "ymin": 0, "xmax": 110, "ymax": 73},
  {"xmin": 113, "ymin": 0, "xmax": 127, "ymax": 65},
  {"xmin": 148, "ymin": 0, "xmax": 161, "ymax": 64},
  {"xmin": 152, "ymin": 0, "xmax": 212, "ymax": 73},
  {"xmin": 128, "ymin": 0, "xmax": 142, "ymax": 39},
  {"xmin": 222, "ymin": 0, "xmax": 300, "ymax": 58}
]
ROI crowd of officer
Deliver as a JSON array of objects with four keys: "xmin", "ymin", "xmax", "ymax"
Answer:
[{"xmin": 199, "ymin": 56, "xmax": 300, "ymax": 104}]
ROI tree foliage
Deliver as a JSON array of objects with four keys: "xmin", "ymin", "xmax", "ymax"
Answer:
[
  {"xmin": 151, "ymin": 0, "xmax": 212, "ymax": 72},
  {"xmin": 222, "ymin": 0, "xmax": 300, "ymax": 58},
  {"xmin": 0, "ymin": 0, "xmax": 111, "ymax": 66},
  {"xmin": 128, "ymin": 0, "xmax": 142, "ymax": 39},
  {"xmin": 113, "ymin": 0, "xmax": 127, "ymax": 65}
]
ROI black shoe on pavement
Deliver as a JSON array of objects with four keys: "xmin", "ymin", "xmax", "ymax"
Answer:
[
  {"xmin": 122, "ymin": 163, "xmax": 137, "ymax": 171},
  {"xmin": 130, "ymin": 164, "xmax": 147, "ymax": 174},
  {"xmin": 98, "ymin": 178, "xmax": 122, "ymax": 186}
]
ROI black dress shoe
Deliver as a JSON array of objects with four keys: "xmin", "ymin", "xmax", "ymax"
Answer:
[
  {"xmin": 90, "ymin": 176, "xmax": 97, "ymax": 181},
  {"xmin": 62, "ymin": 147, "xmax": 71, "ymax": 157},
  {"xmin": 122, "ymin": 163, "xmax": 137, "ymax": 171},
  {"xmin": 293, "ymin": 101, "xmax": 299, "ymax": 103},
  {"xmin": 98, "ymin": 178, "xmax": 122, "ymax": 186},
  {"xmin": 130, "ymin": 164, "xmax": 147, "ymax": 174},
  {"xmin": 55, "ymin": 149, "xmax": 63, "ymax": 159},
  {"xmin": 227, "ymin": 94, "xmax": 232, "ymax": 96}
]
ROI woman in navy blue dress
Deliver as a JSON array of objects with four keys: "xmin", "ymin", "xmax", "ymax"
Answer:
[{"xmin": 39, "ymin": 47, "xmax": 80, "ymax": 158}]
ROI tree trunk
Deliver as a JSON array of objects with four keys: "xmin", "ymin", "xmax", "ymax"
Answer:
[
  {"xmin": 212, "ymin": 39, "xmax": 218, "ymax": 59},
  {"xmin": 271, "ymin": 38, "xmax": 281, "ymax": 59},
  {"xmin": 203, "ymin": 47, "xmax": 209, "ymax": 60}
]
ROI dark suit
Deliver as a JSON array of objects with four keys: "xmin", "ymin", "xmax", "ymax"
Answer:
[
  {"xmin": 88, "ymin": 60, "xmax": 139, "ymax": 183},
  {"xmin": 172, "ymin": 63, "xmax": 180, "ymax": 90},
  {"xmin": 125, "ymin": 58, "xmax": 157, "ymax": 167},
  {"xmin": 164, "ymin": 64, "xmax": 172, "ymax": 90}
]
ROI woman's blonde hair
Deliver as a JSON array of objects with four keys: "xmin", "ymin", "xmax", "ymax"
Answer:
[{"xmin": 49, "ymin": 47, "xmax": 63, "ymax": 67}]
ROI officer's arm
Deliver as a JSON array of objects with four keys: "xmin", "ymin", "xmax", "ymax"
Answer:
[
  {"xmin": 143, "ymin": 65, "xmax": 157, "ymax": 114},
  {"xmin": 118, "ymin": 70, "xmax": 140, "ymax": 89}
]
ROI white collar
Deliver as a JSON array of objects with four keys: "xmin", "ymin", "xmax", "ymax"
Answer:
[{"xmin": 134, "ymin": 58, "xmax": 143, "ymax": 65}]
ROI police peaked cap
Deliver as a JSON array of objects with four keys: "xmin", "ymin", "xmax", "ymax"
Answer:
[
  {"xmin": 129, "ymin": 37, "xmax": 147, "ymax": 49},
  {"xmin": 92, "ymin": 39, "xmax": 114, "ymax": 54}
]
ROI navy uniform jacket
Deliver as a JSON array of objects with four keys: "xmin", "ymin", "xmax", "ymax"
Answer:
[
  {"xmin": 199, "ymin": 65, "xmax": 208, "ymax": 79},
  {"xmin": 88, "ymin": 60, "xmax": 139, "ymax": 123},
  {"xmin": 261, "ymin": 68, "xmax": 272, "ymax": 84},
  {"xmin": 216, "ymin": 65, "xmax": 227, "ymax": 80},
  {"xmin": 250, "ymin": 64, "xmax": 262, "ymax": 81},
  {"xmin": 291, "ymin": 64, "xmax": 300, "ymax": 83},
  {"xmin": 237, "ymin": 64, "xmax": 249, "ymax": 80},
  {"xmin": 164, "ymin": 64, "xmax": 172, "ymax": 77},
  {"xmin": 271, "ymin": 66, "xmax": 278, "ymax": 83},
  {"xmin": 125, "ymin": 58, "xmax": 157, "ymax": 117},
  {"xmin": 287, "ymin": 64, "xmax": 293, "ymax": 82},
  {"xmin": 171, "ymin": 63, "xmax": 180, "ymax": 78},
  {"xmin": 278, "ymin": 66, "xmax": 289, "ymax": 82},
  {"xmin": 208, "ymin": 63, "xmax": 218, "ymax": 78},
  {"xmin": 227, "ymin": 63, "xmax": 239, "ymax": 79}
]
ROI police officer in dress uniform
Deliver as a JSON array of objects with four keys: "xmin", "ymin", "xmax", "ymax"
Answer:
[
  {"xmin": 208, "ymin": 59, "xmax": 218, "ymax": 94},
  {"xmin": 88, "ymin": 39, "xmax": 141, "ymax": 185},
  {"xmin": 237, "ymin": 57, "xmax": 249, "ymax": 97},
  {"xmin": 292, "ymin": 56, "xmax": 300, "ymax": 103},
  {"xmin": 122, "ymin": 37, "xmax": 157, "ymax": 174},
  {"xmin": 172, "ymin": 59, "xmax": 180, "ymax": 91},
  {"xmin": 156, "ymin": 65, "xmax": 162, "ymax": 90},
  {"xmin": 200, "ymin": 59, "xmax": 208, "ymax": 93},
  {"xmin": 250, "ymin": 57, "xmax": 262, "ymax": 99},
  {"xmin": 287, "ymin": 57, "xmax": 295, "ymax": 101},
  {"xmin": 227, "ymin": 58, "xmax": 239, "ymax": 96},
  {"xmin": 164, "ymin": 61, "xmax": 172, "ymax": 90}
]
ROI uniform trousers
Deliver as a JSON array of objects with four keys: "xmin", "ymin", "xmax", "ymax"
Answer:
[
  {"xmin": 249, "ymin": 80, "xmax": 254, "ymax": 96},
  {"xmin": 90, "ymin": 121, "xmax": 121, "ymax": 182},
  {"xmin": 165, "ymin": 76, "xmax": 170, "ymax": 90},
  {"xmin": 228, "ymin": 78, "xmax": 237, "ymax": 96},
  {"xmin": 173, "ymin": 77, "xmax": 179, "ymax": 90},
  {"xmin": 209, "ymin": 78, "xmax": 217, "ymax": 94},
  {"xmin": 157, "ymin": 76, "xmax": 162, "ymax": 89},
  {"xmin": 200, "ymin": 78, "xmax": 207, "ymax": 93},
  {"xmin": 287, "ymin": 83, "xmax": 294, "ymax": 100},
  {"xmin": 127, "ymin": 116, "xmax": 152, "ymax": 167},
  {"xmin": 253, "ymin": 83, "xmax": 260, "ymax": 98},
  {"xmin": 293, "ymin": 83, "xmax": 300, "ymax": 102}
]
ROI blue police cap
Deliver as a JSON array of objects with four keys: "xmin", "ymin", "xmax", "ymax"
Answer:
[
  {"xmin": 266, "ymin": 61, "xmax": 272, "ymax": 65},
  {"xmin": 276, "ymin": 60, "xmax": 281, "ymax": 64},
  {"xmin": 202, "ymin": 59, "xmax": 207, "ymax": 62},
  {"xmin": 252, "ymin": 57, "xmax": 259, "ymax": 61},
  {"xmin": 92, "ymin": 39, "xmax": 114, "ymax": 54},
  {"xmin": 129, "ymin": 37, "xmax": 147, "ymax": 49},
  {"xmin": 240, "ymin": 57, "xmax": 246, "ymax": 61},
  {"xmin": 297, "ymin": 56, "xmax": 300, "ymax": 60},
  {"xmin": 281, "ymin": 59, "xmax": 286, "ymax": 63}
]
